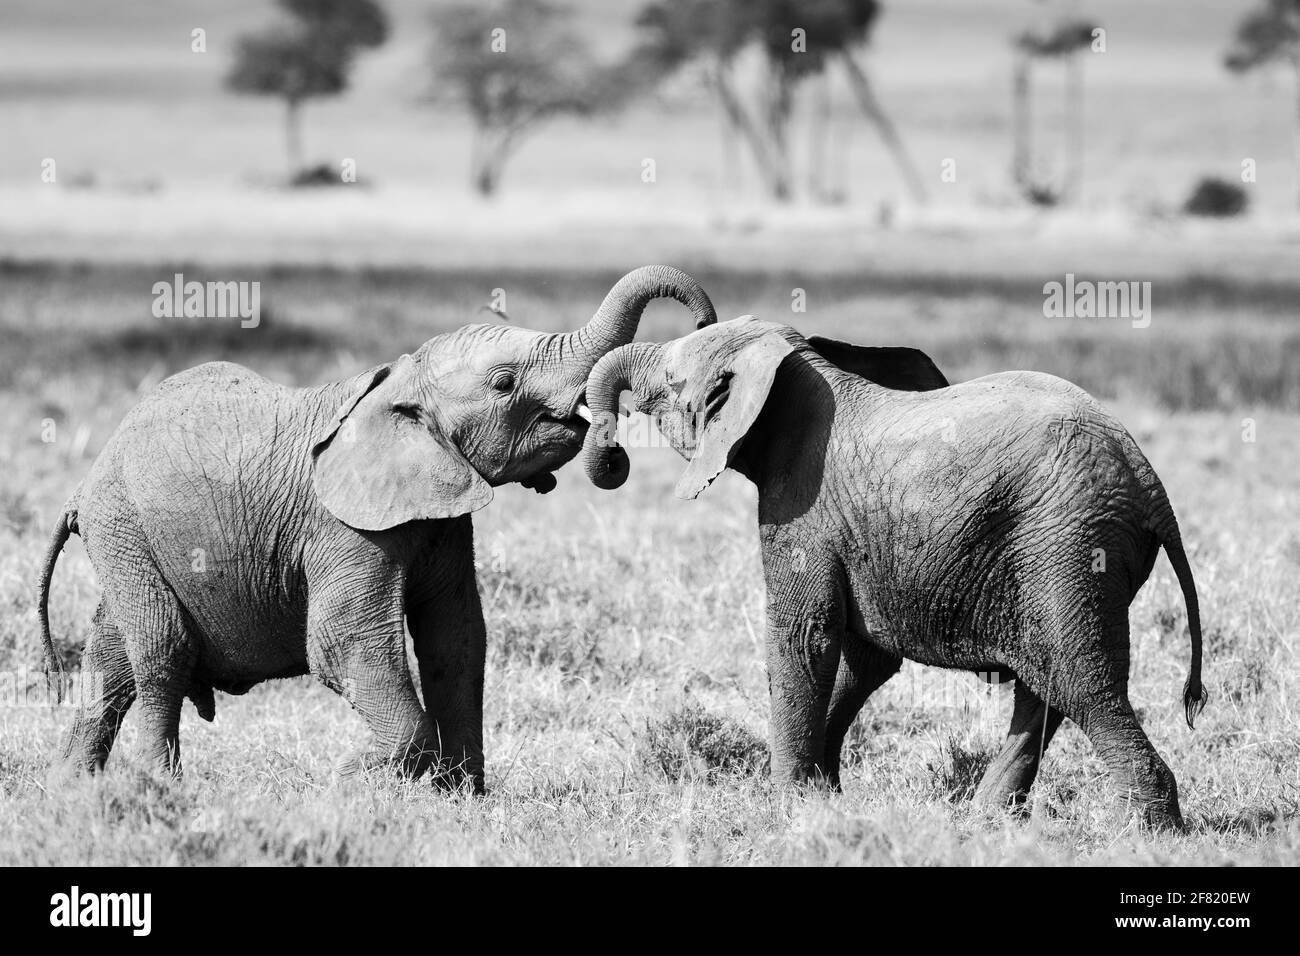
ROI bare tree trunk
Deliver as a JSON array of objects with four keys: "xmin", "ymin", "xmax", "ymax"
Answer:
[
  {"xmin": 808, "ymin": 69, "xmax": 833, "ymax": 201},
  {"xmin": 470, "ymin": 118, "xmax": 539, "ymax": 198},
  {"xmin": 712, "ymin": 64, "xmax": 788, "ymax": 201},
  {"xmin": 473, "ymin": 157, "xmax": 499, "ymax": 197},
  {"xmin": 1063, "ymin": 52, "xmax": 1084, "ymax": 204},
  {"xmin": 470, "ymin": 127, "xmax": 494, "ymax": 196},
  {"xmin": 285, "ymin": 96, "xmax": 304, "ymax": 179},
  {"xmin": 714, "ymin": 58, "xmax": 745, "ymax": 200},
  {"xmin": 1294, "ymin": 59, "xmax": 1300, "ymax": 210},
  {"xmin": 1012, "ymin": 51, "xmax": 1033, "ymax": 195},
  {"xmin": 841, "ymin": 52, "xmax": 928, "ymax": 205},
  {"xmin": 761, "ymin": 65, "xmax": 795, "ymax": 202}
]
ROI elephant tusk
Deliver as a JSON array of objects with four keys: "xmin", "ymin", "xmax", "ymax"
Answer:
[{"xmin": 576, "ymin": 404, "xmax": 593, "ymax": 423}]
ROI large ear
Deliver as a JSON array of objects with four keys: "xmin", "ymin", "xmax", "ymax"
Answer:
[
  {"xmin": 311, "ymin": 356, "xmax": 492, "ymax": 531},
  {"xmin": 806, "ymin": 336, "xmax": 949, "ymax": 391},
  {"xmin": 674, "ymin": 331, "xmax": 795, "ymax": 500}
]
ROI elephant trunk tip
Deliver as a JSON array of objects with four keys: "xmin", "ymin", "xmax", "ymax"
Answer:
[
  {"xmin": 581, "ymin": 408, "xmax": 629, "ymax": 490},
  {"xmin": 585, "ymin": 444, "xmax": 629, "ymax": 491}
]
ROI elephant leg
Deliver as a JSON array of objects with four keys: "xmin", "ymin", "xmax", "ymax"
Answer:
[
  {"xmin": 764, "ymin": 568, "xmax": 847, "ymax": 787},
  {"xmin": 131, "ymin": 602, "xmax": 196, "ymax": 779},
  {"xmin": 136, "ymin": 683, "xmax": 186, "ymax": 777},
  {"xmin": 1075, "ymin": 692, "xmax": 1182, "ymax": 830},
  {"xmin": 100, "ymin": 548, "xmax": 196, "ymax": 778},
  {"xmin": 973, "ymin": 680, "xmax": 1064, "ymax": 811},
  {"xmin": 1032, "ymin": 609, "xmax": 1182, "ymax": 830},
  {"xmin": 334, "ymin": 666, "xmax": 439, "ymax": 779},
  {"xmin": 308, "ymin": 568, "xmax": 438, "ymax": 780},
  {"xmin": 63, "ymin": 601, "xmax": 137, "ymax": 772},
  {"xmin": 822, "ymin": 635, "xmax": 901, "ymax": 789},
  {"xmin": 406, "ymin": 528, "xmax": 486, "ymax": 793}
]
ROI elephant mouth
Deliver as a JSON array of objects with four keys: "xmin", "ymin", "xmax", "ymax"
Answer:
[
  {"xmin": 527, "ymin": 394, "xmax": 591, "ymax": 469},
  {"xmin": 537, "ymin": 406, "xmax": 589, "ymax": 451}
]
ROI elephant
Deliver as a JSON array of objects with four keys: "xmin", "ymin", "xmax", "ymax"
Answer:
[
  {"xmin": 581, "ymin": 316, "xmax": 1206, "ymax": 829},
  {"xmin": 36, "ymin": 265, "xmax": 717, "ymax": 789}
]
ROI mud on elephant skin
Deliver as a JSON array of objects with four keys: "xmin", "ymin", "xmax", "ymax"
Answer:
[
  {"xmin": 582, "ymin": 316, "xmax": 1206, "ymax": 830},
  {"xmin": 37, "ymin": 265, "xmax": 717, "ymax": 789}
]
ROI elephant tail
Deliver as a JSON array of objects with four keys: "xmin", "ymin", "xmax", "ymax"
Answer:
[
  {"xmin": 1151, "ymin": 505, "xmax": 1206, "ymax": 729},
  {"xmin": 37, "ymin": 496, "xmax": 78, "ymax": 703}
]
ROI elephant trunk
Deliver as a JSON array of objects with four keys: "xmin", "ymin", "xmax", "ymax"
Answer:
[
  {"xmin": 581, "ymin": 342, "xmax": 663, "ymax": 490},
  {"xmin": 566, "ymin": 265, "xmax": 716, "ymax": 365}
]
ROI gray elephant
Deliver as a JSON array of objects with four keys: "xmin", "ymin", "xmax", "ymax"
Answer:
[
  {"xmin": 37, "ymin": 265, "xmax": 716, "ymax": 789},
  {"xmin": 581, "ymin": 317, "xmax": 1205, "ymax": 828}
]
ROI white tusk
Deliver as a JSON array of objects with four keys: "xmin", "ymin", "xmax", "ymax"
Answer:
[{"xmin": 576, "ymin": 404, "xmax": 593, "ymax": 423}]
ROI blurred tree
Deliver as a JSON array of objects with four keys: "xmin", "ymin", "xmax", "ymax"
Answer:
[
  {"xmin": 630, "ymin": 0, "xmax": 925, "ymax": 203},
  {"xmin": 1011, "ymin": 14, "xmax": 1095, "ymax": 207},
  {"xmin": 1225, "ymin": 0, "xmax": 1300, "ymax": 208},
  {"xmin": 227, "ymin": 0, "xmax": 389, "ymax": 179},
  {"xmin": 431, "ymin": 0, "xmax": 606, "ymax": 197}
]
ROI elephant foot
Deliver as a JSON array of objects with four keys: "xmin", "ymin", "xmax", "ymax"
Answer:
[
  {"xmin": 430, "ymin": 764, "xmax": 486, "ymax": 796},
  {"xmin": 770, "ymin": 761, "xmax": 837, "ymax": 792},
  {"xmin": 1134, "ymin": 797, "xmax": 1184, "ymax": 832},
  {"xmin": 972, "ymin": 755, "xmax": 1037, "ymax": 812},
  {"xmin": 335, "ymin": 746, "xmax": 430, "ymax": 780}
]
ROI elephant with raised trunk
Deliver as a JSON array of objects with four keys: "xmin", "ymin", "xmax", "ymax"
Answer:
[
  {"xmin": 582, "ymin": 316, "xmax": 1206, "ymax": 828},
  {"xmin": 37, "ymin": 265, "xmax": 716, "ymax": 788}
]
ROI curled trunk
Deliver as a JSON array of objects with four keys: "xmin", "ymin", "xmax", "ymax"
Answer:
[
  {"xmin": 566, "ymin": 265, "xmax": 716, "ymax": 365},
  {"xmin": 581, "ymin": 342, "xmax": 663, "ymax": 490}
]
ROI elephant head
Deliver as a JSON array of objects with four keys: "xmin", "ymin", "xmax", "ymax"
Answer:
[
  {"xmin": 581, "ymin": 316, "xmax": 948, "ymax": 498},
  {"xmin": 312, "ymin": 265, "xmax": 716, "ymax": 531}
]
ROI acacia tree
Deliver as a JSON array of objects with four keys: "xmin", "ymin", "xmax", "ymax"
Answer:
[
  {"xmin": 1225, "ymin": 0, "xmax": 1300, "ymax": 208},
  {"xmin": 1011, "ymin": 19, "xmax": 1096, "ymax": 206},
  {"xmin": 227, "ymin": 0, "xmax": 388, "ymax": 178},
  {"xmin": 630, "ymin": 0, "xmax": 925, "ymax": 203},
  {"xmin": 431, "ymin": 0, "xmax": 604, "ymax": 196}
]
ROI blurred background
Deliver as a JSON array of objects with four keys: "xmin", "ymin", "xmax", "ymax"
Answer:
[{"xmin": 2, "ymin": 0, "xmax": 1299, "ymax": 273}]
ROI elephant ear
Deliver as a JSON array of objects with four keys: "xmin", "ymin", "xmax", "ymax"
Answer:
[
  {"xmin": 674, "ymin": 331, "xmax": 795, "ymax": 500},
  {"xmin": 311, "ymin": 356, "xmax": 492, "ymax": 531},
  {"xmin": 806, "ymin": 336, "xmax": 949, "ymax": 391}
]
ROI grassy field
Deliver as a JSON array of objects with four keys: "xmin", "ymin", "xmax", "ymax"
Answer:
[{"xmin": 1, "ymin": 261, "xmax": 1297, "ymax": 865}]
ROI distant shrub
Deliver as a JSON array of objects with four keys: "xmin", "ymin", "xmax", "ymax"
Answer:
[
  {"xmin": 926, "ymin": 735, "xmax": 995, "ymax": 803},
  {"xmin": 640, "ymin": 703, "xmax": 769, "ymax": 782},
  {"xmin": 289, "ymin": 164, "xmax": 360, "ymax": 188},
  {"xmin": 1024, "ymin": 184, "xmax": 1062, "ymax": 208},
  {"xmin": 1183, "ymin": 177, "xmax": 1248, "ymax": 217}
]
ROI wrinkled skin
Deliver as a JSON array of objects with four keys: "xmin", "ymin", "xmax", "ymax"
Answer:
[
  {"xmin": 583, "ymin": 318, "xmax": 1206, "ymax": 829},
  {"xmin": 37, "ymin": 266, "xmax": 717, "ymax": 788}
]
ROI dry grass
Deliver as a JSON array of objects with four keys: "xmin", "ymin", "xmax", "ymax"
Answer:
[{"xmin": 1, "ymin": 263, "xmax": 1298, "ymax": 865}]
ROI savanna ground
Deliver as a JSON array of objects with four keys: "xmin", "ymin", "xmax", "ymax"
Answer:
[
  {"xmin": 1, "ymin": 0, "xmax": 1299, "ymax": 864},
  {"xmin": 1, "ymin": 262, "xmax": 1297, "ymax": 865}
]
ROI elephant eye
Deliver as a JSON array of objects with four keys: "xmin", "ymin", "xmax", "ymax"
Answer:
[
  {"xmin": 490, "ymin": 370, "xmax": 516, "ymax": 393},
  {"xmin": 392, "ymin": 401, "xmax": 423, "ymax": 423}
]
